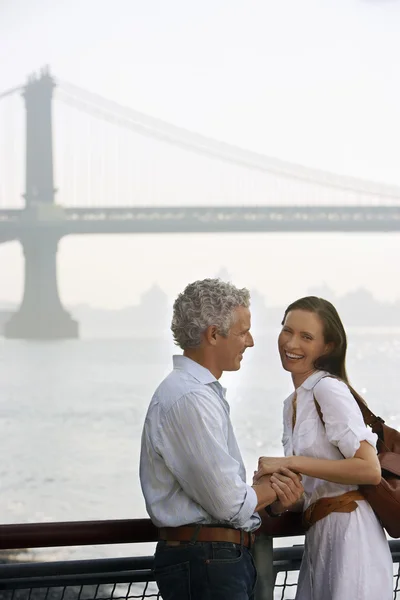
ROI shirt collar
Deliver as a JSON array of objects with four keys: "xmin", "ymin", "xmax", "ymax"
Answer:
[
  {"xmin": 300, "ymin": 370, "xmax": 328, "ymax": 390},
  {"xmin": 173, "ymin": 355, "xmax": 218, "ymax": 385}
]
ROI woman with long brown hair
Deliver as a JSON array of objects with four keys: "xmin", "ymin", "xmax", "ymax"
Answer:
[{"xmin": 254, "ymin": 296, "xmax": 392, "ymax": 600}]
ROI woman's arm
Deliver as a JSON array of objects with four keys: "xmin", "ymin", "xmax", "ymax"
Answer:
[
  {"xmin": 256, "ymin": 441, "xmax": 381, "ymax": 485},
  {"xmin": 257, "ymin": 378, "xmax": 382, "ymax": 487},
  {"xmin": 290, "ymin": 440, "xmax": 381, "ymax": 485}
]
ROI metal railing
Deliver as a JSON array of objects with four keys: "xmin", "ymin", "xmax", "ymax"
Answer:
[{"xmin": 0, "ymin": 519, "xmax": 399, "ymax": 600}]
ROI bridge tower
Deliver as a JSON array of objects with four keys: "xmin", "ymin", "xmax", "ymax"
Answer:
[{"xmin": 4, "ymin": 69, "xmax": 78, "ymax": 339}]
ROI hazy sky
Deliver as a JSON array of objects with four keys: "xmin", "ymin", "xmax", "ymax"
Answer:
[{"xmin": 1, "ymin": 0, "xmax": 400, "ymax": 309}]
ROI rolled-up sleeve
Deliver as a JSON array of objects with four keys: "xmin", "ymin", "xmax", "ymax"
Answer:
[
  {"xmin": 314, "ymin": 378, "xmax": 377, "ymax": 458},
  {"xmin": 155, "ymin": 391, "xmax": 257, "ymax": 528}
]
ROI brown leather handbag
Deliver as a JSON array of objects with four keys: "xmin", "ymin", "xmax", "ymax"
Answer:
[
  {"xmin": 355, "ymin": 399, "xmax": 400, "ymax": 538},
  {"xmin": 315, "ymin": 386, "xmax": 400, "ymax": 538}
]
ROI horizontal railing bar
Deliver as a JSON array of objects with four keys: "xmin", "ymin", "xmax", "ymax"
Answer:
[
  {"xmin": 0, "ymin": 544, "xmax": 398, "ymax": 591},
  {"xmin": 0, "ymin": 556, "xmax": 153, "ymax": 578},
  {"xmin": 0, "ymin": 516, "xmax": 304, "ymax": 549},
  {"xmin": 273, "ymin": 540, "xmax": 400, "ymax": 559},
  {"xmin": 0, "ymin": 571, "xmax": 155, "ymax": 590},
  {"xmin": 0, "ymin": 518, "xmax": 398, "ymax": 555},
  {"xmin": 0, "ymin": 519, "xmax": 158, "ymax": 549},
  {"xmin": 273, "ymin": 547, "xmax": 304, "ymax": 561},
  {"xmin": 273, "ymin": 560, "xmax": 303, "ymax": 573}
]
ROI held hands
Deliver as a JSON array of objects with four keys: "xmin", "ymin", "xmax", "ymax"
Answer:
[
  {"xmin": 270, "ymin": 468, "xmax": 304, "ymax": 509},
  {"xmin": 254, "ymin": 456, "xmax": 295, "ymax": 480},
  {"xmin": 253, "ymin": 459, "xmax": 304, "ymax": 511}
]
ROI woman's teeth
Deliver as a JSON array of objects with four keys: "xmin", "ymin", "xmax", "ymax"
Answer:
[{"xmin": 285, "ymin": 352, "xmax": 304, "ymax": 359}]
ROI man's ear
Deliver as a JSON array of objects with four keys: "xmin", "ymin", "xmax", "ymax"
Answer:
[{"xmin": 204, "ymin": 325, "xmax": 218, "ymax": 346}]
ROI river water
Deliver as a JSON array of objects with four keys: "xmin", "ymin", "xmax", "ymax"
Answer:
[{"xmin": 0, "ymin": 331, "xmax": 399, "ymax": 562}]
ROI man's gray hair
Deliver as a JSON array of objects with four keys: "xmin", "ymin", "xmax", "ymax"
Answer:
[{"xmin": 171, "ymin": 278, "xmax": 250, "ymax": 349}]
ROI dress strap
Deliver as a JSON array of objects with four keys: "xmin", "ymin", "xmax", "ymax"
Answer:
[{"xmin": 292, "ymin": 392, "xmax": 297, "ymax": 432}]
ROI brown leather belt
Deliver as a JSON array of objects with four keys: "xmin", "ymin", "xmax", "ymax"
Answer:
[
  {"xmin": 159, "ymin": 526, "xmax": 255, "ymax": 549},
  {"xmin": 303, "ymin": 490, "xmax": 365, "ymax": 530}
]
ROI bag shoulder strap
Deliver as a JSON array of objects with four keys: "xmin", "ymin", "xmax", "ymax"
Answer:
[
  {"xmin": 316, "ymin": 374, "xmax": 384, "ymax": 430},
  {"xmin": 313, "ymin": 395, "xmax": 324, "ymax": 425}
]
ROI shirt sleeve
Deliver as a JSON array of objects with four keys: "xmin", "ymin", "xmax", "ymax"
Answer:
[
  {"xmin": 313, "ymin": 377, "xmax": 378, "ymax": 458},
  {"xmin": 154, "ymin": 390, "xmax": 257, "ymax": 527}
]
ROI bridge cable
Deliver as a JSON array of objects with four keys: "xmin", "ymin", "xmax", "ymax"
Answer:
[{"xmin": 56, "ymin": 81, "xmax": 400, "ymax": 201}]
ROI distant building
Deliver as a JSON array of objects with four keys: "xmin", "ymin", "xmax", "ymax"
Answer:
[
  {"xmin": 134, "ymin": 284, "xmax": 170, "ymax": 336},
  {"xmin": 0, "ymin": 311, "xmax": 14, "ymax": 335}
]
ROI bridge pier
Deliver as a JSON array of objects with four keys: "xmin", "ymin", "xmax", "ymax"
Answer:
[
  {"xmin": 4, "ymin": 233, "xmax": 78, "ymax": 340},
  {"xmin": 3, "ymin": 68, "xmax": 79, "ymax": 340}
]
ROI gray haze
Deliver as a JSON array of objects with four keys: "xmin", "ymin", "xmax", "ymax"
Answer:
[{"xmin": 1, "ymin": 0, "xmax": 400, "ymax": 310}]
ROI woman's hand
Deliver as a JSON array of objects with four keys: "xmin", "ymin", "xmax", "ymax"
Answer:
[
  {"xmin": 270, "ymin": 468, "xmax": 304, "ymax": 510},
  {"xmin": 254, "ymin": 456, "xmax": 294, "ymax": 481}
]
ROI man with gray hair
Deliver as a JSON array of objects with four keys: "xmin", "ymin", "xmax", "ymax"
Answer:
[{"xmin": 140, "ymin": 279, "xmax": 303, "ymax": 600}]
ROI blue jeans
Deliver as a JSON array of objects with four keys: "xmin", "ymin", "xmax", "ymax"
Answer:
[{"xmin": 154, "ymin": 540, "xmax": 257, "ymax": 600}]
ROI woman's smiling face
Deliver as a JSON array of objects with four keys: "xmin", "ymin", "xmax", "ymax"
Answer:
[{"xmin": 278, "ymin": 309, "xmax": 333, "ymax": 386}]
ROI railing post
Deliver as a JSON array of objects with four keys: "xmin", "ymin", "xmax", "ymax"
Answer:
[{"xmin": 253, "ymin": 533, "xmax": 275, "ymax": 600}]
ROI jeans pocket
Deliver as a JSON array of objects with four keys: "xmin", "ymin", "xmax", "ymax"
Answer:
[
  {"xmin": 205, "ymin": 547, "xmax": 256, "ymax": 598},
  {"xmin": 154, "ymin": 561, "xmax": 191, "ymax": 600},
  {"xmin": 207, "ymin": 544, "xmax": 243, "ymax": 564}
]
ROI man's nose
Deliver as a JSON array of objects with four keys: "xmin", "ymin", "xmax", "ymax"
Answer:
[{"xmin": 246, "ymin": 332, "xmax": 254, "ymax": 347}]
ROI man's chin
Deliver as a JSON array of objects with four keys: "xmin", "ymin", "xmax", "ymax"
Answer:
[{"xmin": 223, "ymin": 362, "xmax": 242, "ymax": 372}]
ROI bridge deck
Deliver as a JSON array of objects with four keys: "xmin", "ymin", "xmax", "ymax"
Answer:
[{"xmin": 1, "ymin": 205, "xmax": 400, "ymax": 239}]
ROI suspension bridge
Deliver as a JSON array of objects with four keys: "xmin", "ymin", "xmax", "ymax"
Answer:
[{"xmin": 1, "ymin": 67, "xmax": 400, "ymax": 339}]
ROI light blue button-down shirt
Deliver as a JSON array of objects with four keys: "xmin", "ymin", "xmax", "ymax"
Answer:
[{"xmin": 139, "ymin": 355, "xmax": 260, "ymax": 532}]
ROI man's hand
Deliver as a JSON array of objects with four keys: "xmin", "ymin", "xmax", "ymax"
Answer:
[
  {"xmin": 252, "ymin": 474, "xmax": 272, "ymax": 486},
  {"xmin": 251, "ymin": 474, "xmax": 277, "ymax": 511},
  {"xmin": 269, "ymin": 467, "xmax": 304, "ymax": 511}
]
